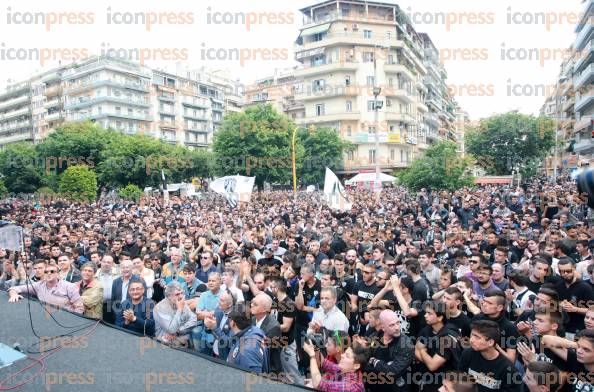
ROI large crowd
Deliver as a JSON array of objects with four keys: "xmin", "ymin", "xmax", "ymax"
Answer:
[{"xmin": 1, "ymin": 174, "xmax": 594, "ymax": 392}]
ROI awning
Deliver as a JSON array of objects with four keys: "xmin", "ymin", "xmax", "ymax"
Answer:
[
  {"xmin": 299, "ymin": 23, "xmax": 331, "ymax": 38},
  {"xmin": 474, "ymin": 177, "xmax": 513, "ymax": 185}
]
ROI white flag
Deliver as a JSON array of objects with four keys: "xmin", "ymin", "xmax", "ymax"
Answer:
[
  {"xmin": 0, "ymin": 224, "xmax": 23, "ymax": 251},
  {"xmin": 323, "ymin": 168, "xmax": 352, "ymax": 211},
  {"xmin": 209, "ymin": 175, "xmax": 255, "ymax": 208}
]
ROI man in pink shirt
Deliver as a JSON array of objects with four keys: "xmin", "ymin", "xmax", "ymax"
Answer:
[{"xmin": 7, "ymin": 264, "xmax": 84, "ymax": 314}]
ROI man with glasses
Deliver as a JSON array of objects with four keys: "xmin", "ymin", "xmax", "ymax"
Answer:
[
  {"xmin": 350, "ymin": 264, "xmax": 380, "ymax": 335},
  {"xmin": 115, "ymin": 280, "xmax": 155, "ymax": 336},
  {"xmin": 555, "ymin": 257, "xmax": 594, "ymax": 340},
  {"xmin": 8, "ymin": 264, "xmax": 84, "ymax": 314},
  {"xmin": 196, "ymin": 251, "xmax": 218, "ymax": 283}
]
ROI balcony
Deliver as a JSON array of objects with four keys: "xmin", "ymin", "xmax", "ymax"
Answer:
[
  {"xmin": 64, "ymin": 79, "xmax": 150, "ymax": 94},
  {"xmin": 384, "ymin": 88, "xmax": 415, "ymax": 103},
  {"xmin": 0, "ymin": 131, "xmax": 32, "ymax": 144},
  {"xmin": 574, "ymin": 64, "xmax": 594, "ymax": 90},
  {"xmin": 575, "ymin": 117, "xmax": 593, "ymax": 133},
  {"xmin": 44, "ymin": 98, "xmax": 61, "ymax": 108},
  {"xmin": 294, "ymin": 60, "xmax": 358, "ymax": 77},
  {"xmin": 384, "ymin": 64, "xmax": 415, "ymax": 81},
  {"xmin": 424, "ymin": 112, "xmax": 439, "ymax": 125},
  {"xmin": 295, "ymin": 84, "xmax": 358, "ymax": 101},
  {"xmin": 0, "ymin": 95, "xmax": 29, "ymax": 112},
  {"xmin": 182, "ymin": 100, "xmax": 208, "ymax": 109},
  {"xmin": 575, "ymin": 17, "xmax": 594, "ymax": 51},
  {"xmin": 294, "ymin": 31, "xmax": 405, "ymax": 56},
  {"xmin": 576, "ymin": 93, "xmax": 594, "ymax": 112},
  {"xmin": 0, "ymin": 120, "xmax": 31, "ymax": 133},
  {"xmin": 46, "ymin": 112, "xmax": 63, "ymax": 122},
  {"xmin": 76, "ymin": 112, "xmax": 151, "ymax": 122},
  {"xmin": 159, "ymin": 121, "xmax": 177, "ymax": 130},
  {"xmin": 64, "ymin": 59, "xmax": 151, "ymax": 80},
  {"xmin": 157, "ymin": 95, "xmax": 175, "ymax": 102},
  {"xmin": 342, "ymin": 159, "xmax": 409, "ymax": 173},
  {"xmin": 295, "ymin": 111, "xmax": 361, "ymax": 124},
  {"xmin": 183, "ymin": 113, "xmax": 208, "ymax": 121},
  {"xmin": 0, "ymin": 106, "xmax": 30, "ymax": 121},
  {"xmin": 184, "ymin": 140, "xmax": 209, "ymax": 147},
  {"xmin": 563, "ymin": 96, "xmax": 576, "ymax": 112},
  {"xmin": 65, "ymin": 96, "xmax": 151, "ymax": 110},
  {"xmin": 385, "ymin": 112, "xmax": 415, "ymax": 123},
  {"xmin": 417, "ymin": 102, "xmax": 428, "ymax": 112},
  {"xmin": 575, "ymin": 40, "xmax": 594, "ymax": 73}
]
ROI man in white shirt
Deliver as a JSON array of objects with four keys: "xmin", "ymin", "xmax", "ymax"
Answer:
[{"xmin": 308, "ymin": 286, "xmax": 349, "ymax": 335}]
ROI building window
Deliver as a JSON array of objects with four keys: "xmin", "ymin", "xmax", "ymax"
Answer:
[
  {"xmin": 388, "ymin": 55, "xmax": 395, "ymax": 64},
  {"xmin": 315, "ymin": 104, "xmax": 325, "ymax": 116},
  {"xmin": 369, "ymin": 149, "xmax": 376, "ymax": 163},
  {"xmin": 388, "ymin": 78, "xmax": 393, "ymax": 87},
  {"xmin": 367, "ymin": 76, "xmax": 375, "ymax": 86},
  {"xmin": 346, "ymin": 100, "xmax": 352, "ymax": 112},
  {"xmin": 367, "ymin": 100, "xmax": 376, "ymax": 112},
  {"xmin": 347, "ymin": 150, "xmax": 354, "ymax": 161},
  {"xmin": 347, "ymin": 125, "xmax": 352, "ymax": 136},
  {"xmin": 390, "ymin": 149, "xmax": 395, "ymax": 160},
  {"xmin": 345, "ymin": 76, "xmax": 351, "ymax": 86},
  {"xmin": 364, "ymin": 30, "xmax": 372, "ymax": 39},
  {"xmin": 363, "ymin": 52, "xmax": 374, "ymax": 62},
  {"xmin": 400, "ymin": 150, "xmax": 404, "ymax": 162},
  {"xmin": 386, "ymin": 99, "xmax": 392, "ymax": 107},
  {"xmin": 312, "ymin": 79, "xmax": 325, "ymax": 92},
  {"xmin": 115, "ymin": 106, "xmax": 121, "ymax": 114}
]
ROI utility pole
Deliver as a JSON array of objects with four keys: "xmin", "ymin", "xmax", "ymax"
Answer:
[{"xmin": 373, "ymin": 46, "xmax": 382, "ymax": 192}]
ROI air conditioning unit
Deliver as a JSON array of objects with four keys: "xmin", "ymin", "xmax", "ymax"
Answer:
[{"xmin": 352, "ymin": 23, "xmax": 358, "ymax": 31}]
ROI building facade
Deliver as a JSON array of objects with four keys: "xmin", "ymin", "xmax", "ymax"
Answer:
[{"xmin": 0, "ymin": 56, "xmax": 242, "ymax": 149}]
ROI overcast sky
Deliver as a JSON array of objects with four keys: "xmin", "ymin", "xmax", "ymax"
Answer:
[{"xmin": 0, "ymin": 0, "xmax": 585, "ymax": 120}]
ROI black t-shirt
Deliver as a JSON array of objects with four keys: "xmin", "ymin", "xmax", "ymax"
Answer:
[
  {"xmin": 555, "ymin": 279, "xmax": 594, "ymax": 333},
  {"xmin": 415, "ymin": 324, "xmax": 460, "ymax": 391},
  {"xmin": 296, "ymin": 279, "xmax": 321, "ymax": 326},
  {"xmin": 352, "ymin": 280, "xmax": 380, "ymax": 316},
  {"xmin": 447, "ymin": 312, "xmax": 472, "ymax": 337},
  {"xmin": 566, "ymin": 348, "xmax": 594, "ymax": 392},
  {"xmin": 458, "ymin": 348, "xmax": 522, "ymax": 392},
  {"xmin": 472, "ymin": 314, "xmax": 521, "ymax": 350},
  {"xmin": 272, "ymin": 296, "xmax": 296, "ymax": 345},
  {"xmin": 412, "ymin": 278, "xmax": 430, "ymax": 304}
]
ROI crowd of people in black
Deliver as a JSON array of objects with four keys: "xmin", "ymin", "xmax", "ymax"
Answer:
[{"xmin": 2, "ymin": 174, "xmax": 594, "ymax": 392}]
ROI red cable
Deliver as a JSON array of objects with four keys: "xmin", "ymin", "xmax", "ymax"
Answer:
[{"xmin": 0, "ymin": 320, "xmax": 100, "ymax": 390}]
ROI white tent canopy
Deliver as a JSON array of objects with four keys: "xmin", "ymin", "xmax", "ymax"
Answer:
[{"xmin": 345, "ymin": 172, "xmax": 396, "ymax": 185}]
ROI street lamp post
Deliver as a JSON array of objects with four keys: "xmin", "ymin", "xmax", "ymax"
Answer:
[
  {"xmin": 373, "ymin": 46, "xmax": 384, "ymax": 192},
  {"xmin": 292, "ymin": 126, "xmax": 298, "ymax": 195}
]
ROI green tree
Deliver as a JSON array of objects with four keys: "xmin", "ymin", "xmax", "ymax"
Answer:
[
  {"xmin": 59, "ymin": 165, "xmax": 97, "ymax": 202},
  {"xmin": 397, "ymin": 141, "xmax": 475, "ymax": 192},
  {"xmin": 35, "ymin": 121, "xmax": 118, "ymax": 177},
  {"xmin": 297, "ymin": 126, "xmax": 354, "ymax": 186},
  {"xmin": 465, "ymin": 112, "xmax": 555, "ymax": 177},
  {"xmin": 213, "ymin": 105, "xmax": 305, "ymax": 188},
  {"xmin": 118, "ymin": 184, "xmax": 143, "ymax": 202},
  {"xmin": 0, "ymin": 142, "xmax": 42, "ymax": 194}
]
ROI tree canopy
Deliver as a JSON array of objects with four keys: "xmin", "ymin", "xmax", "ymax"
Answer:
[
  {"xmin": 397, "ymin": 141, "xmax": 475, "ymax": 192},
  {"xmin": 465, "ymin": 112, "xmax": 555, "ymax": 178}
]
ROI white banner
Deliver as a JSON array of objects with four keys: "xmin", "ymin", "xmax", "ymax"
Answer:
[
  {"xmin": 0, "ymin": 224, "xmax": 23, "ymax": 251},
  {"xmin": 209, "ymin": 175, "xmax": 255, "ymax": 208},
  {"xmin": 323, "ymin": 168, "xmax": 352, "ymax": 211}
]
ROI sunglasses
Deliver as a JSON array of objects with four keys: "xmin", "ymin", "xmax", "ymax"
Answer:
[{"xmin": 45, "ymin": 269, "xmax": 58, "ymax": 273}]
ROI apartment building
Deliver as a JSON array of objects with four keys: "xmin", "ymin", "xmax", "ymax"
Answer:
[
  {"xmin": 0, "ymin": 65, "xmax": 69, "ymax": 145},
  {"xmin": 0, "ymin": 56, "xmax": 241, "ymax": 149},
  {"xmin": 572, "ymin": 0, "xmax": 594, "ymax": 157},
  {"xmin": 244, "ymin": 68, "xmax": 306, "ymax": 122},
  {"xmin": 542, "ymin": 0, "xmax": 593, "ymax": 174},
  {"xmin": 62, "ymin": 57, "xmax": 153, "ymax": 137}
]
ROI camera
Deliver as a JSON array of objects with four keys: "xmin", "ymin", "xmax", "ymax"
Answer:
[{"xmin": 305, "ymin": 332, "xmax": 326, "ymax": 349}]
